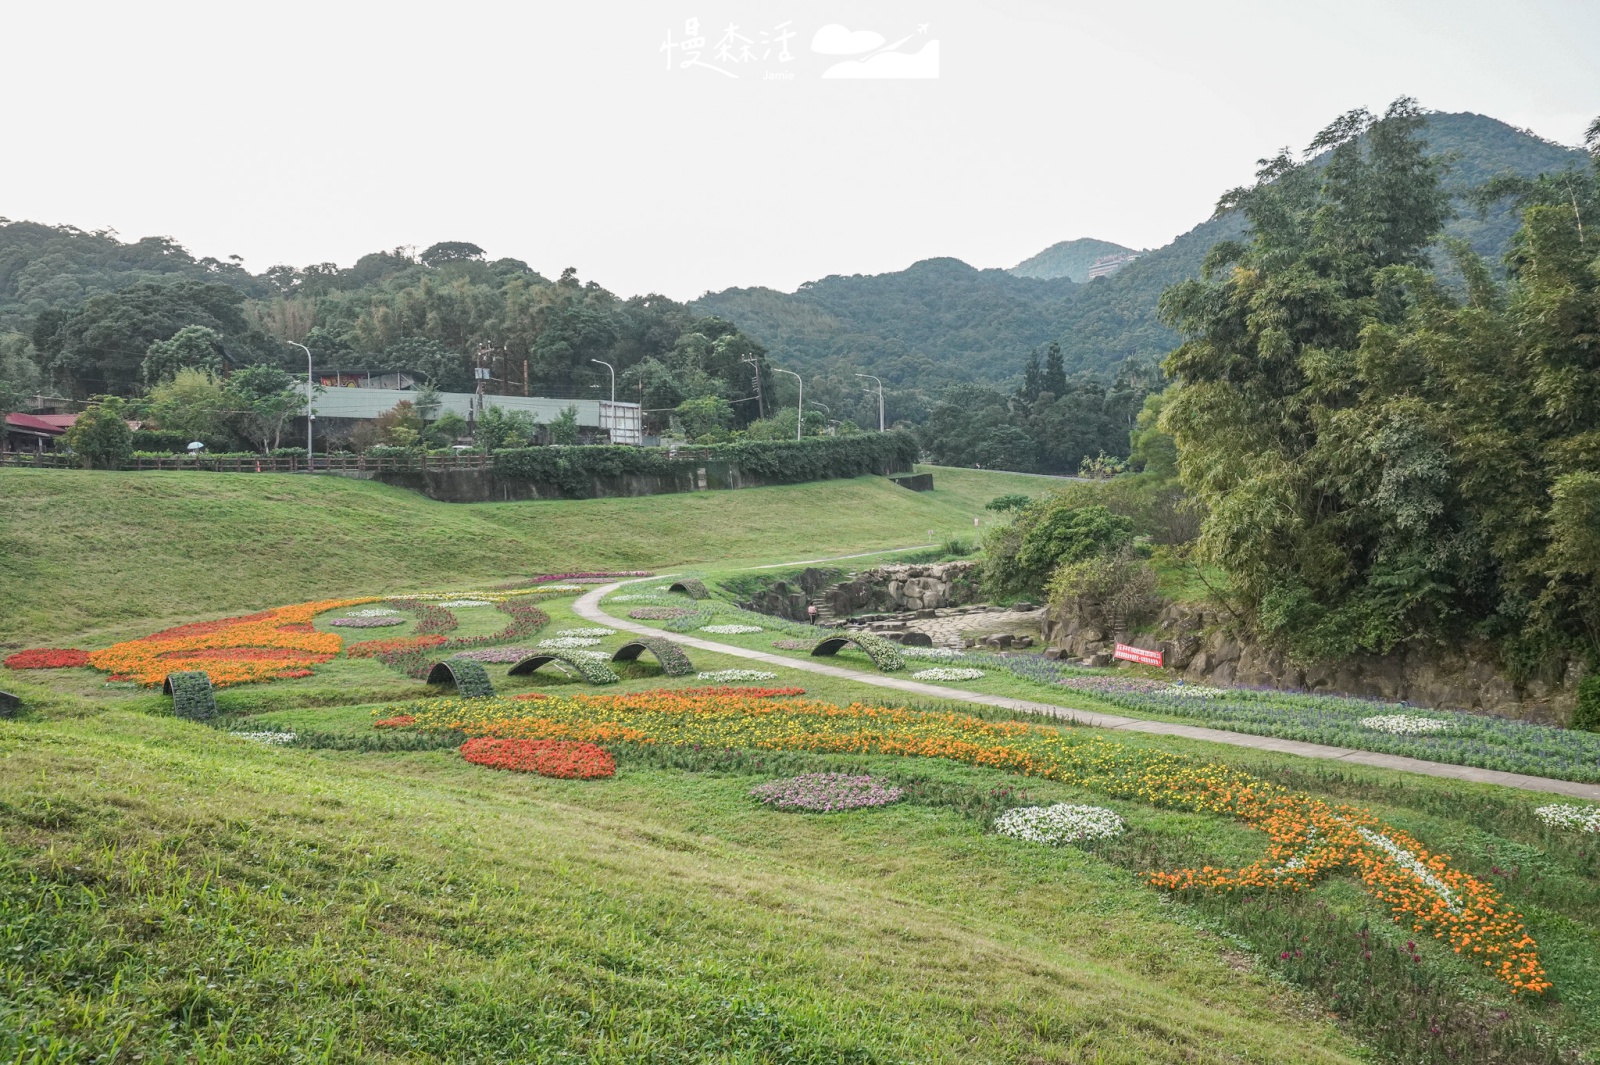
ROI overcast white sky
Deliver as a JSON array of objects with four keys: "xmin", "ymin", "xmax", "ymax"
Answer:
[{"xmin": 3, "ymin": 0, "xmax": 1596, "ymax": 300}]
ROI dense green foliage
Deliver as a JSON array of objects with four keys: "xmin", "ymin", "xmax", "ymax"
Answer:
[
  {"xmin": 1162, "ymin": 100, "xmax": 1600, "ymax": 668},
  {"xmin": 1008, "ymin": 238, "xmax": 1139, "ymax": 282},
  {"xmin": 983, "ymin": 501, "xmax": 1136, "ymax": 599},
  {"xmin": 60, "ymin": 397, "xmax": 132, "ymax": 469}
]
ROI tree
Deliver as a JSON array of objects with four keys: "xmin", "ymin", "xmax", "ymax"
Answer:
[
  {"xmin": 476, "ymin": 405, "xmax": 540, "ymax": 450},
  {"xmin": 1041, "ymin": 341, "xmax": 1068, "ymax": 398},
  {"xmin": 674, "ymin": 395, "xmax": 733, "ymax": 441},
  {"xmin": 420, "ymin": 242, "xmax": 486, "ymax": 267},
  {"xmin": 62, "ymin": 397, "xmax": 133, "ymax": 469},
  {"xmin": 982, "ymin": 499, "xmax": 1135, "ymax": 598},
  {"xmin": 142, "ymin": 325, "xmax": 224, "ymax": 384},
  {"xmin": 225, "ymin": 364, "xmax": 304, "ymax": 453},
  {"xmin": 547, "ymin": 405, "xmax": 580, "ymax": 445},
  {"xmin": 146, "ymin": 369, "xmax": 234, "ymax": 446},
  {"xmin": 1019, "ymin": 351, "xmax": 1043, "ymax": 401}
]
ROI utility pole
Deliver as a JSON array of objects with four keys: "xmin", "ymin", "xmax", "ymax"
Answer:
[
  {"xmin": 741, "ymin": 355, "xmax": 765, "ymax": 419},
  {"xmin": 855, "ymin": 372, "xmax": 884, "ymax": 431},
  {"xmin": 288, "ymin": 341, "xmax": 314, "ymax": 469},
  {"xmin": 774, "ymin": 367, "xmax": 802, "ymax": 440}
]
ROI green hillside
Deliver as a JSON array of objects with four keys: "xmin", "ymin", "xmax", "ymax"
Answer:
[
  {"xmin": 0, "ymin": 467, "xmax": 1054, "ymax": 643},
  {"xmin": 1009, "ymin": 237, "xmax": 1138, "ymax": 282},
  {"xmin": 693, "ymin": 113, "xmax": 1588, "ymax": 384}
]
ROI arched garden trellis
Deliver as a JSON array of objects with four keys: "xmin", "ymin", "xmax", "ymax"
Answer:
[
  {"xmin": 809, "ymin": 632, "xmax": 906, "ymax": 672},
  {"xmin": 163, "ymin": 670, "xmax": 217, "ymax": 719},
  {"xmin": 609, "ymin": 637, "xmax": 695, "ymax": 676},
  {"xmin": 425, "ymin": 658, "xmax": 496, "ymax": 698},
  {"xmin": 667, "ymin": 579, "xmax": 709, "ymax": 600},
  {"xmin": 507, "ymin": 651, "xmax": 620, "ymax": 685}
]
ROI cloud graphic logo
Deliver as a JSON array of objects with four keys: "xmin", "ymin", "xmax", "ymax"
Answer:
[
  {"xmin": 822, "ymin": 40, "xmax": 939, "ymax": 80},
  {"xmin": 810, "ymin": 24, "xmax": 886, "ymax": 55}
]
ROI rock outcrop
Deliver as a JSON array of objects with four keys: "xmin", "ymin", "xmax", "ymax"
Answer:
[
  {"xmin": 1045, "ymin": 600, "xmax": 1586, "ymax": 725},
  {"xmin": 824, "ymin": 561, "xmax": 981, "ymax": 616}
]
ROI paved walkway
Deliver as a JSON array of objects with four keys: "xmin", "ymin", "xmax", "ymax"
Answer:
[{"xmin": 577, "ymin": 580, "xmax": 1600, "ymax": 802}]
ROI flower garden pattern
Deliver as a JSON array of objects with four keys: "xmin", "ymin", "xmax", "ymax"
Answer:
[
  {"xmin": 461, "ymin": 737, "xmax": 615, "ymax": 779},
  {"xmin": 394, "ymin": 688, "xmax": 1551, "ymax": 995},
  {"xmin": 994, "ymin": 803, "xmax": 1125, "ymax": 845},
  {"xmin": 5, "ymin": 648, "xmax": 90, "ymax": 669},
  {"xmin": 750, "ymin": 773, "xmax": 903, "ymax": 812}
]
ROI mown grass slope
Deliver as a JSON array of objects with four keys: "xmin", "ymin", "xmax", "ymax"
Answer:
[{"xmin": 0, "ymin": 467, "xmax": 1044, "ymax": 644}]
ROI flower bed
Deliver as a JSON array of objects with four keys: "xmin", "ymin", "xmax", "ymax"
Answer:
[
  {"xmin": 700, "ymin": 624, "xmax": 763, "ymax": 635},
  {"xmin": 330, "ymin": 616, "xmax": 405, "ymax": 628},
  {"xmin": 994, "ymin": 804, "xmax": 1124, "ymax": 845},
  {"xmin": 394, "ymin": 689, "xmax": 1550, "ymax": 995},
  {"xmin": 1059, "ymin": 675, "xmax": 1600, "ymax": 784},
  {"xmin": 901, "ymin": 647, "xmax": 964, "ymax": 661},
  {"xmin": 1535, "ymin": 804, "xmax": 1600, "ymax": 833},
  {"xmin": 460, "ymin": 737, "xmax": 615, "ymax": 779},
  {"xmin": 373, "ymin": 715, "xmax": 417, "ymax": 729},
  {"xmin": 750, "ymin": 773, "xmax": 903, "ymax": 812},
  {"xmin": 609, "ymin": 594, "xmax": 675, "ymax": 604},
  {"xmin": 538, "ymin": 636, "xmax": 603, "ymax": 649},
  {"xmin": 5, "ymin": 648, "xmax": 90, "ymax": 669},
  {"xmin": 674, "ymin": 686, "xmax": 805, "ymax": 697},
  {"xmin": 450, "ymin": 647, "xmax": 538, "ymax": 663},
  {"xmin": 696, "ymin": 669, "xmax": 778, "ymax": 682},
  {"xmin": 628, "ymin": 607, "xmax": 698, "ymax": 620},
  {"xmin": 434, "ymin": 599, "xmax": 492, "ymax": 608},
  {"xmin": 230, "ymin": 731, "xmax": 297, "ymax": 744},
  {"xmin": 363, "ymin": 599, "xmax": 551, "ymax": 678},
  {"xmin": 556, "ymin": 628, "xmax": 615, "ymax": 637},
  {"xmin": 1361, "ymin": 714, "xmax": 1452, "ymax": 735},
  {"xmin": 88, "ymin": 598, "xmax": 370, "ymax": 687},
  {"xmin": 345, "ymin": 608, "xmax": 401, "ymax": 618},
  {"xmin": 346, "ymin": 634, "xmax": 448, "ymax": 659},
  {"xmin": 911, "ymin": 668, "xmax": 986, "ymax": 682}
]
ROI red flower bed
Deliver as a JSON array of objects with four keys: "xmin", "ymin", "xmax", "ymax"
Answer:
[
  {"xmin": 5, "ymin": 648, "xmax": 91, "ymax": 669},
  {"xmin": 276, "ymin": 622, "xmax": 315, "ymax": 634},
  {"xmin": 345, "ymin": 634, "xmax": 448, "ymax": 659},
  {"xmin": 460, "ymin": 737, "xmax": 615, "ymax": 779},
  {"xmin": 675, "ymin": 686, "xmax": 806, "ymax": 698},
  {"xmin": 374, "ymin": 715, "xmax": 417, "ymax": 729}
]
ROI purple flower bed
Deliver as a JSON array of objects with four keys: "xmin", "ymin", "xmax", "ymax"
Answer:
[
  {"xmin": 629, "ymin": 607, "xmax": 698, "ymax": 620},
  {"xmin": 750, "ymin": 773, "xmax": 904, "ymax": 813},
  {"xmin": 1057, "ymin": 675, "xmax": 1173, "ymax": 696},
  {"xmin": 330, "ymin": 616, "xmax": 405, "ymax": 628},
  {"xmin": 451, "ymin": 647, "xmax": 539, "ymax": 663}
]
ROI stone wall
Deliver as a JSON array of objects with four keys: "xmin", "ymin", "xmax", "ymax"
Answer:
[{"xmin": 1046, "ymin": 600, "xmax": 1586, "ymax": 725}]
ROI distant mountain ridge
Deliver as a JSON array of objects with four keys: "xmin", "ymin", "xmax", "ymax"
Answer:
[
  {"xmin": 693, "ymin": 112, "xmax": 1589, "ymax": 387},
  {"xmin": 1009, "ymin": 237, "xmax": 1138, "ymax": 282}
]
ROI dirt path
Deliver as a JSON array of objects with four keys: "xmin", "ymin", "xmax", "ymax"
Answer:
[{"xmin": 576, "ymin": 580, "xmax": 1600, "ymax": 802}]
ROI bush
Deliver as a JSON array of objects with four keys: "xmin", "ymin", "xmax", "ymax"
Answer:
[
  {"xmin": 129, "ymin": 429, "xmax": 190, "ymax": 453},
  {"xmin": 1573, "ymin": 674, "xmax": 1600, "ymax": 732},
  {"xmin": 62, "ymin": 398, "xmax": 134, "ymax": 469},
  {"xmin": 1047, "ymin": 548, "xmax": 1160, "ymax": 635},
  {"xmin": 983, "ymin": 501, "xmax": 1134, "ymax": 598}
]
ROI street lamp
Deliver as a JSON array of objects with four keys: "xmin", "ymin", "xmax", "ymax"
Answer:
[
  {"xmin": 288, "ymin": 341, "xmax": 314, "ymax": 470},
  {"xmin": 591, "ymin": 358, "xmax": 615, "ymax": 402},
  {"xmin": 855, "ymin": 372, "xmax": 884, "ymax": 431},
  {"xmin": 773, "ymin": 367, "xmax": 802, "ymax": 440}
]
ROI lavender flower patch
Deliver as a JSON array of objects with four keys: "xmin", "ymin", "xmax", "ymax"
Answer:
[
  {"xmin": 750, "ymin": 773, "xmax": 904, "ymax": 813},
  {"xmin": 451, "ymin": 647, "xmax": 539, "ymax": 663}
]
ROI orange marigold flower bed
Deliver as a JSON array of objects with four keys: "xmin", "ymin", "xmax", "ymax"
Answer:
[
  {"xmin": 374, "ymin": 715, "xmax": 417, "ymax": 729},
  {"xmin": 5, "ymin": 648, "xmax": 90, "ymax": 669},
  {"xmin": 87, "ymin": 597, "xmax": 376, "ymax": 687},
  {"xmin": 460, "ymin": 737, "xmax": 615, "ymax": 779}
]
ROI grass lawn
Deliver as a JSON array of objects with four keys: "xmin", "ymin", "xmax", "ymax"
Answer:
[{"xmin": 5, "ymin": 473, "xmax": 1599, "ymax": 1062}]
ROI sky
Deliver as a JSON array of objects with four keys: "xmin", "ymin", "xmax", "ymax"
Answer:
[{"xmin": 3, "ymin": 0, "xmax": 1597, "ymax": 301}]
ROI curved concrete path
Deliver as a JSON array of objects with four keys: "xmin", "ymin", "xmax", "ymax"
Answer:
[{"xmin": 576, "ymin": 580, "xmax": 1600, "ymax": 802}]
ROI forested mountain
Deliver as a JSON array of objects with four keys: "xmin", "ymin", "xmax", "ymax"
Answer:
[
  {"xmin": 1009, "ymin": 238, "xmax": 1137, "ymax": 281},
  {"xmin": 695, "ymin": 113, "xmax": 1588, "ymax": 385}
]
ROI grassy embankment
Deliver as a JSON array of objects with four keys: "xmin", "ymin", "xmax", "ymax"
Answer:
[{"xmin": 4, "ymin": 467, "xmax": 1598, "ymax": 1062}]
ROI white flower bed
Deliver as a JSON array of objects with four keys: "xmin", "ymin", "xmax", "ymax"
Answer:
[
  {"xmin": 1535, "ymin": 804, "xmax": 1600, "ymax": 834},
  {"xmin": 994, "ymin": 804, "xmax": 1125, "ymax": 845},
  {"xmin": 539, "ymin": 637, "xmax": 603, "ymax": 649},
  {"xmin": 564, "ymin": 649, "xmax": 612, "ymax": 662},
  {"xmin": 1355, "ymin": 826, "xmax": 1461, "ymax": 913},
  {"xmin": 912, "ymin": 667, "xmax": 986, "ymax": 682},
  {"xmin": 700, "ymin": 624, "xmax": 764, "ymax": 635},
  {"xmin": 610, "ymin": 594, "xmax": 672, "ymax": 604},
  {"xmin": 901, "ymin": 647, "xmax": 965, "ymax": 661},
  {"xmin": 345, "ymin": 608, "xmax": 400, "ymax": 618},
  {"xmin": 1360, "ymin": 714, "xmax": 1453, "ymax": 735},
  {"xmin": 1170, "ymin": 685, "xmax": 1230, "ymax": 699},
  {"xmin": 531, "ymin": 585, "xmax": 585, "ymax": 593},
  {"xmin": 556, "ymin": 628, "xmax": 615, "ymax": 637},
  {"xmin": 230, "ymin": 731, "xmax": 297, "ymax": 745},
  {"xmin": 697, "ymin": 669, "xmax": 778, "ymax": 682},
  {"xmin": 435, "ymin": 598, "xmax": 492, "ymax": 608}
]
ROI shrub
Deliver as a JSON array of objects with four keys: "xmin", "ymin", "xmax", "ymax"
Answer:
[
  {"xmin": 983, "ymin": 500, "xmax": 1135, "ymax": 598},
  {"xmin": 62, "ymin": 398, "xmax": 134, "ymax": 469},
  {"xmin": 1573, "ymin": 674, "xmax": 1600, "ymax": 732},
  {"xmin": 1046, "ymin": 548, "xmax": 1160, "ymax": 634}
]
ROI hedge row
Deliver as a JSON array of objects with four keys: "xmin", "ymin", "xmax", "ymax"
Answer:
[{"xmin": 492, "ymin": 432, "xmax": 917, "ymax": 497}]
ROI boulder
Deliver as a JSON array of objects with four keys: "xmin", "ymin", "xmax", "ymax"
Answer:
[{"xmin": 901, "ymin": 631, "xmax": 933, "ymax": 647}]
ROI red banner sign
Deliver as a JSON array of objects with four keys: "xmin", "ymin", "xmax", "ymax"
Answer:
[{"xmin": 1114, "ymin": 643, "xmax": 1163, "ymax": 667}]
